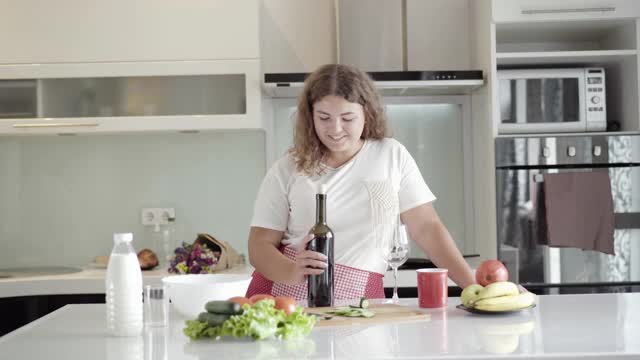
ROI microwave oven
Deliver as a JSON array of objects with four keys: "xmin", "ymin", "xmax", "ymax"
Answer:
[{"xmin": 497, "ymin": 68, "xmax": 606, "ymax": 134}]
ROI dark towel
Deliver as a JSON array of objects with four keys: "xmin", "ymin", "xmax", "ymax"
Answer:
[{"xmin": 536, "ymin": 171, "xmax": 615, "ymax": 255}]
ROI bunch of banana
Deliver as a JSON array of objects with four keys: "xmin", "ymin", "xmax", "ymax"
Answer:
[{"xmin": 461, "ymin": 281, "xmax": 536, "ymax": 312}]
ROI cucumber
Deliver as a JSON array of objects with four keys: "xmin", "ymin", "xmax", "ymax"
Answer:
[
  {"xmin": 359, "ymin": 297, "xmax": 370, "ymax": 309},
  {"xmin": 348, "ymin": 297, "xmax": 369, "ymax": 309},
  {"xmin": 197, "ymin": 312, "xmax": 231, "ymax": 327},
  {"xmin": 205, "ymin": 300, "xmax": 243, "ymax": 315}
]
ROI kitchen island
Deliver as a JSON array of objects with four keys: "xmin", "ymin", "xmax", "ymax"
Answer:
[
  {"xmin": 0, "ymin": 264, "xmax": 461, "ymax": 337},
  {"xmin": 1, "ymin": 293, "xmax": 638, "ymax": 359}
]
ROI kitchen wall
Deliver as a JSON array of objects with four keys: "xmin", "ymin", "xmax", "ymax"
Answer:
[{"xmin": 0, "ymin": 131, "xmax": 265, "ymax": 268}]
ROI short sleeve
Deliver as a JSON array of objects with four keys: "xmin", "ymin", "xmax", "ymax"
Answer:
[
  {"xmin": 250, "ymin": 160, "xmax": 290, "ymax": 231},
  {"xmin": 398, "ymin": 145, "xmax": 436, "ymax": 213}
]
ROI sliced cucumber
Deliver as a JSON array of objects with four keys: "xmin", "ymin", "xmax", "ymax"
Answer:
[
  {"xmin": 359, "ymin": 310, "xmax": 375, "ymax": 318},
  {"xmin": 327, "ymin": 305, "xmax": 376, "ymax": 318}
]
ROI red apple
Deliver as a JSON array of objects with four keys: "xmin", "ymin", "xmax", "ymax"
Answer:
[{"xmin": 475, "ymin": 259, "xmax": 509, "ymax": 286}]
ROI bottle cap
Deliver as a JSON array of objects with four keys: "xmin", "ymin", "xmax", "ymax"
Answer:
[
  {"xmin": 319, "ymin": 184, "xmax": 327, "ymax": 195},
  {"xmin": 113, "ymin": 233, "xmax": 133, "ymax": 243}
]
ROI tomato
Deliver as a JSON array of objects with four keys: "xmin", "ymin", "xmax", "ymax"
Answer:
[
  {"xmin": 475, "ymin": 259, "xmax": 509, "ymax": 286},
  {"xmin": 275, "ymin": 296, "xmax": 297, "ymax": 315},
  {"xmin": 228, "ymin": 296, "xmax": 252, "ymax": 307},
  {"xmin": 249, "ymin": 294, "xmax": 275, "ymax": 304}
]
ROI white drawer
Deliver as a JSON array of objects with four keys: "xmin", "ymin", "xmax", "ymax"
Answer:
[{"xmin": 492, "ymin": 0, "xmax": 640, "ymax": 23}]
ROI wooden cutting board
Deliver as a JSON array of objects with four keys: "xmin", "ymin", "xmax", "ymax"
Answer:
[{"xmin": 308, "ymin": 303, "xmax": 431, "ymax": 327}]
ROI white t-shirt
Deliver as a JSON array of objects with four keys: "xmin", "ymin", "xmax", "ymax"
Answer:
[{"xmin": 251, "ymin": 138, "xmax": 436, "ymax": 274}]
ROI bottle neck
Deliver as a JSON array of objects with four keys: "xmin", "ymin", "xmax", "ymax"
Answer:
[{"xmin": 315, "ymin": 194, "xmax": 326, "ymax": 224}]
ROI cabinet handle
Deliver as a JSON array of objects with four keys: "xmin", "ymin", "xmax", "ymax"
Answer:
[
  {"xmin": 13, "ymin": 122, "xmax": 100, "ymax": 128},
  {"xmin": 521, "ymin": 7, "xmax": 616, "ymax": 15}
]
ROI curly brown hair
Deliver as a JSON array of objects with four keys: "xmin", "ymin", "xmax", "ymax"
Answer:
[{"xmin": 290, "ymin": 64, "xmax": 388, "ymax": 175}]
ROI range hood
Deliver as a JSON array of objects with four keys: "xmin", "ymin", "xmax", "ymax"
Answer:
[
  {"xmin": 263, "ymin": 70, "xmax": 484, "ymax": 98},
  {"xmin": 262, "ymin": 0, "xmax": 484, "ymax": 98}
]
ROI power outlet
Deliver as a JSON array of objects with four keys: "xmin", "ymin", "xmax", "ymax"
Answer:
[{"xmin": 141, "ymin": 208, "xmax": 175, "ymax": 226}]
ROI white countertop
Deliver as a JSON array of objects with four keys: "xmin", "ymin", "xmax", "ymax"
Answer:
[
  {"xmin": 1, "ymin": 293, "xmax": 639, "ymax": 359},
  {"xmin": 0, "ymin": 266, "xmax": 450, "ymax": 299},
  {"xmin": 0, "ymin": 266, "xmax": 253, "ymax": 299}
]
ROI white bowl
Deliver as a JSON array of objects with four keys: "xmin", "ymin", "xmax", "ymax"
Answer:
[{"xmin": 162, "ymin": 274, "xmax": 252, "ymax": 319}]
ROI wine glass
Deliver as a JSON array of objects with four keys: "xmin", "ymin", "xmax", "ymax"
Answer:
[{"xmin": 384, "ymin": 223, "xmax": 409, "ymax": 304}]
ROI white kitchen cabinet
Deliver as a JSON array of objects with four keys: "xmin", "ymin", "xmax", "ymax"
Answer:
[
  {"xmin": 260, "ymin": 0, "xmax": 336, "ymax": 73},
  {"xmin": 467, "ymin": 0, "xmax": 499, "ymax": 261},
  {"xmin": 406, "ymin": 0, "xmax": 471, "ymax": 70},
  {"xmin": 0, "ymin": 60, "xmax": 262, "ymax": 134},
  {"xmin": 492, "ymin": 0, "xmax": 640, "ymax": 23},
  {"xmin": 0, "ymin": 0, "xmax": 259, "ymax": 64}
]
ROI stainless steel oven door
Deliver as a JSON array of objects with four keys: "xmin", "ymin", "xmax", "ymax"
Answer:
[
  {"xmin": 496, "ymin": 166, "xmax": 640, "ymax": 285},
  {"xmin": 495, "ymin": 135, "xmax": 640, "ymax": 287}
]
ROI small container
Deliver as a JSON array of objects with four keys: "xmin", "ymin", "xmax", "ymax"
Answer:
[{"xmin": 144, "ymin": 285, "xmax": 169, "ymax": 327}]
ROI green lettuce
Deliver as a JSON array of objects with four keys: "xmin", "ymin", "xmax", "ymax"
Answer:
[{"xmin": 183, "ymin": 299, "xmax": 316, "ymax": 341}]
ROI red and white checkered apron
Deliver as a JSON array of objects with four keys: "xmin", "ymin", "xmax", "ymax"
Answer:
[{"xmin": 246, "ymin": 246, "xmax": 385, "ymax": 300}]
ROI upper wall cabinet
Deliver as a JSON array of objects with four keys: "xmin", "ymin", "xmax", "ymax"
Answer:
[
  {"xmin": 0, "ymin": 0, "xmax": 259, "ymax": 64},
  {"xmin": 260, "ymin": 0, "xmax": 336, "ymax": 73},
  {"xmin": 0, "ymin": 60, "xmax": 261, "ymax": 134},
  {"xmin": 406, "ymin": 0, "xmax": 470, "ymax": 70},
  {"xmin": 260, "ymin": 0, "xmax": 476, "ymax": 74},
  {"xmin": 492, "ymin": 0, "xmax": 640, "ymax": 23}
]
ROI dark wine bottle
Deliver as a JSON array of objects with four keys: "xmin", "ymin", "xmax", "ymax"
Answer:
[{"xmin": 306, "ymin": 184, "xmax": 334, "ymax": 307}]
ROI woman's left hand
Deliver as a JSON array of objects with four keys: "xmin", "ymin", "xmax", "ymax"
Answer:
[{"xmin": 288, "ymin": 234, "xmax": 328, "ymax": 284}]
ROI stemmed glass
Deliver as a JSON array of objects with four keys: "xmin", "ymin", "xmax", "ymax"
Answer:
[{"xmin": 383, "ymin": 223, "xmax": 409, "ymax": 303}]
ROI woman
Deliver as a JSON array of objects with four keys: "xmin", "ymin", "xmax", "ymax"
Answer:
[{"xmin": 246, "ymin": 64, "xmax": 475, "ymax": 300}]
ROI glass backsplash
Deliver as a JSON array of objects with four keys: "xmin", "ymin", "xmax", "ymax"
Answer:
[
  {"xmin": 0, "ymin": 131, "xmax": 265, "ymax": 268},
  {"xmin": 386, "ymin": 104, "xmax": 468, "ymax": 257}
]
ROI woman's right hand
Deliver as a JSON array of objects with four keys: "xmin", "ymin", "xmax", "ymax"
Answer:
[{"xmin": 290, "ymin": 234, "xmax": 328, "ymax": 284}]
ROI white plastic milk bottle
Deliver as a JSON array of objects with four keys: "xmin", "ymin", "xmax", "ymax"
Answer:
[{"xmin": 106, "ymin": 233, "xmax": 143, "ymax": 336}]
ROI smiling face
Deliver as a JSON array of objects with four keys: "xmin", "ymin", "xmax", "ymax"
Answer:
[
  {"xmin": 290, "ymin": 64, "xmax": 388, "ymax": 175},
  {"xmin": 312, "ymin": 95, "xmax": 366, "ymax": 166}
]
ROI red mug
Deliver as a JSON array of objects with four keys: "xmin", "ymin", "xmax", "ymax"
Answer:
[{"xmin": 417, "ymin": 268, "xmax": 448, "ymax": 308}]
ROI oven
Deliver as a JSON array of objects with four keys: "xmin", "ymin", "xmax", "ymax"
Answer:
[{"xmin": 495, "ymin": 134, "xmax": 640, "ymax": 292}]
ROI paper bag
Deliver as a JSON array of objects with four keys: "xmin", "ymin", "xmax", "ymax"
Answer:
[{"xmin": 193, "ymin": 233, "xmax": 244, "ymax": 270}]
